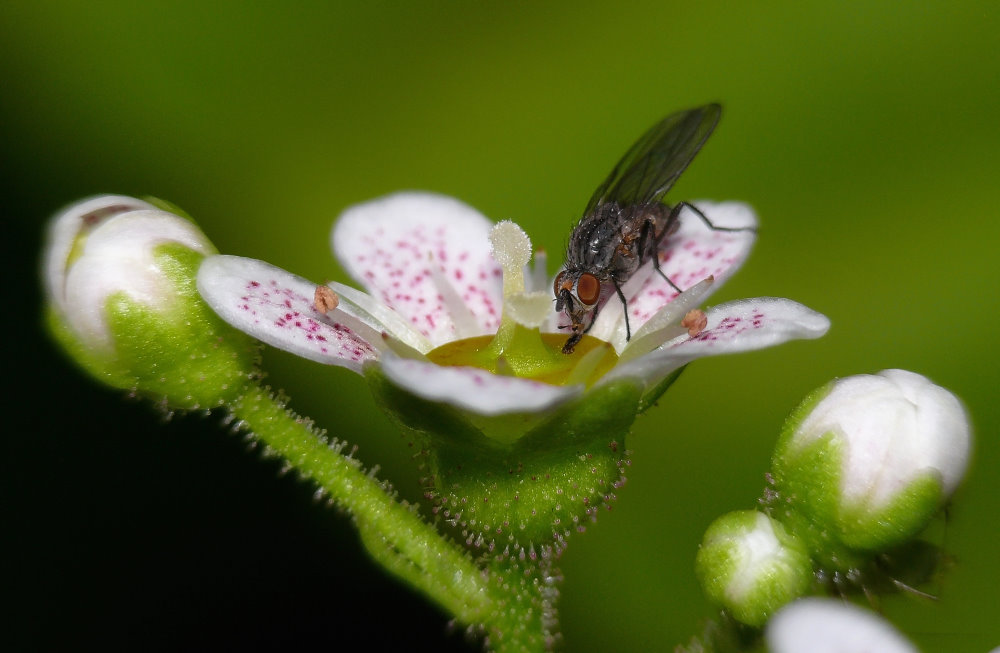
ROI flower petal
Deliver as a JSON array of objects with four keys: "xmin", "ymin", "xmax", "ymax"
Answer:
[
  {"xmin": 326, "ymin": 280, "xmax": 433, "ymax": 354},
  {"xmin": 602, "ymin": 298, "xmax": 829, "ymax": 388},
  {"xmin": 617, "ymin": 277, "xmax": 715, "ymax": 363},
  {"xmin": 60, "ymin": 209, "xmax": 216, "ymax": 348},
  {"xmin": 767, "ymin": 598, "xmax": 918, "ymax": 653},
  {"xmin": 331, "ymin": 192, "xmax": 504, "ymax": 346},
  {"xmin": 197, "ymin": 255, "xmax": 379, "ymax": 371},
  {"xmin": 45, "ymin": 195, "xmax": 159, "ymax": 310},
  {"xmin": 617, "ymin": 201, "xmax": 757, "ymax": 334},
  {"xmin": 379, "ymin": 355, "xmax": 582, "ymax": 416}
]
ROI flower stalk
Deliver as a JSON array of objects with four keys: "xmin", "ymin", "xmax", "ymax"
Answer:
[{"xmin": 230, "ymin": 384, "xmax": 496, "ymax": 627}]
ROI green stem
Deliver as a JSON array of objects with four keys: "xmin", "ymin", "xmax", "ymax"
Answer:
[
  {"xmin": 484, "ymin": 552, "xmax": 562, "ymax": 652},
  {"xmin": 230, "ymin": 384, "xmax": 494, "ymax": 627}
]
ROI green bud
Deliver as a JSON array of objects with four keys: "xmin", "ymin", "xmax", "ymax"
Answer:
[
  {"xmin": 770, "ymin": 370, "xmax": 971, "ymax": 568},
  {"xmin": 695, "ymin": 510, "xmax": 812, "ymax": 627},
  {"xmin": 44, "ymin": 195, "xmax": 257, "ymax": 410}
]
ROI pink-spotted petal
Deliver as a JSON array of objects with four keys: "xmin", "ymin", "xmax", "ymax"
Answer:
[
  {"xmin": 197, "ymin": 255, "xmax": 379, "ymax": 372},
  {"xmin": 623, "ymin": 201, "xmax": 757, "ymax": 333},
  {"xmin": 379, "ymin": 356, "xmax": 582, "ymax": 416},
  {"xmin": 332, "ymin": 192, "xmax": 503, "ymax": 346},
  {"xmin": 602, "ymin": 297, "xmax": 829, "ymax": 388}
]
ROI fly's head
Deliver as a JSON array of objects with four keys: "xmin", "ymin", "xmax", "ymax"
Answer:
[{"xmin": 554, "ymin": 269, "xmax": 602, "ymax": 354}]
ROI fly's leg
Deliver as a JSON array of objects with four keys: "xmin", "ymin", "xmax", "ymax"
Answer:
[
  {"xmin": 639, "ymin": 215, "xmax": 683, "ymax": 293},
  {"xmin": 674, "ymin": 201, "xmax": 757, "ymax": 234},
  {"xmin": 612, "ymin": 277, "xmax": 631, "ymax": 341},
  {"xmin": 562, "ymin": 299, "xmax": 603, "ymax": 354}
]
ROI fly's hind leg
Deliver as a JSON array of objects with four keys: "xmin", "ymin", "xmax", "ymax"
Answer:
[
  {"xmin": 638, "ymin": 214, "xmax": 682, "ymax": 293},
  {"xmin": 674, "ymin": 201, "xmax": 757, "ymax": 234},
  {"xmin": 612, "ymin": 276, "xmax": 632, "ymax": 341}
]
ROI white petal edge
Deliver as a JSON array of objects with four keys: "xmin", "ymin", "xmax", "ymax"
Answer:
[
  {"xmin": 197, "ymin": 255, "xmax": 380, "ymax": 372},
  {"xmin": 44, "ymin": 195, "xmax": 159, "ymax": 310},
  {"xmin": 379, "ymin": 355, "xmax": 583, "ymax": 416},
  {"xmin": 601, "ymin": 298, "xmax": 830, "ymax": 389},
  {"xmin": 331, "ymin": 191, "xmax": 504, "ymax": 345},
  {"xmin": 61, "ymin": 210, "xmax": 215, "ymax": 348},
  {"xmin": 766, "ymin": 598, "xmax": 918, "ymax": 653}
]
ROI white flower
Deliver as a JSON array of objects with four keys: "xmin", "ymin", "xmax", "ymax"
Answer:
[
  {"xmin": 197, "ymin": 191, "xmax": 830, "ymax": 418},
  {"xmin": 44, "ymin": 194, "xmax": 216, "ymax": 351},
  {"xmin": 772, "ymin": 369, "xmax": 971, "ymax": 556},
  {"xmin": 766, "ymin": 598, "xmax": 918, "ymax": 653}
]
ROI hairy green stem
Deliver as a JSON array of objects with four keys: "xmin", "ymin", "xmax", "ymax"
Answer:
[{"xmin": 230, "ymin": 384, "xmax": 495, "ymax": 628}]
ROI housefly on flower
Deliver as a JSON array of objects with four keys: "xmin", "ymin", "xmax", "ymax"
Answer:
[{"xmin": 555, "ymin": 103, "xmax": 749, "ymax": 354}]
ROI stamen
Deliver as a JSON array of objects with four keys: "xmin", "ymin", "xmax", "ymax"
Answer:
[
  {"xmin": 681, "ymin": 309, "xmax": 708, "ymax": 336},
  {"xmin": 617, "ymin": 277, "xmax": 715, "ymax": 364},
  {"xmin": 380, "ymin": 332, "xmax": 431, "ymax": 361},
  {"xmin": 327, "ymin": 281, "xmax": 432, "ymax": 353},
  {"xmin": 530, "ymin": 248, "xmax": 548, "ymax": 293},
  {"xmin": 505, "ymin": 291, "xmax": 552, "ymax": 328},
  {"xmin": 565, "ymin": 341, "xmax": 614, "ymax": 387},
  {"xmin": 495, "ymin": 355, "xmax": 514, "ymax": 376},
  {"xmin": 427, "ymin": 253, "xmax": 481, "ymax": 339},
  {"xmin": 314, "ymin": 285, "xmax": 339, "ymax": 314},
  {"xmin": 489, "ymin": 220, "xmax": 531, "ymax": 297}
]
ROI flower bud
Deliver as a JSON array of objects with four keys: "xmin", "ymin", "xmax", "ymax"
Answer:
[
  {"xmin": 771, "ymin": 369, "xmax": 971, "ymax": 566},
  {"xmin": 695, "ymin": 510, "xmax": 812, "ymax": 627},
  {"xmin": 44, "ymin": 195, "xmax": 257, "ymax": 409}
]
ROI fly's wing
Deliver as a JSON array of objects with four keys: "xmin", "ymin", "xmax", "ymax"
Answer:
[{"xmin": 584, "ymin": 104, "xmax": 722, "ymax": 214}]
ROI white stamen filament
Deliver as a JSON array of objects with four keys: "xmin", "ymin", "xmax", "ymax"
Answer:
[
  {"xmin": 617, "ymin": 277, "xmax": 715, "ymax": 364},
  {"xmin": 565, "ymin": 341, "xmax": 613, "ymax": 387},
  {"xmin": 505, "ymin": 291, "xmax": 552, "ymax": 328},
  {"xmin": 327, "ymin": 281, "xmax": 433, "ymax": 353},
  {"xmin": 427, "ymin": 253, "xmax": 482, "ymax": 339},
  {"xmin": 530, "ymin": 249, "xmax": 548, "ymax": 293}
]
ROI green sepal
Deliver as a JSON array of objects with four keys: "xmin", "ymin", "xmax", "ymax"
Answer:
[
  {"xmin": 47, "ymin": 243, "xmax": 258, "ymax": 410},
  {"xmin": 637, "ymin": 365, "xmax": 687, "ymax": 413},
  {"xmin": 366, "ymin": 364, "xmax": 642, "ymax": 548}
]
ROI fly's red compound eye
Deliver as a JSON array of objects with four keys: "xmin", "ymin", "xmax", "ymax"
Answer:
[{"xmin": 576, "ymin": 273, "xmax": 601, "ymax": 306}]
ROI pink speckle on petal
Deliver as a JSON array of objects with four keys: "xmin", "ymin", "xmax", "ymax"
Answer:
[{"xmin": 235, "ymin": 273, "xmax": 377, "ymax": 365}]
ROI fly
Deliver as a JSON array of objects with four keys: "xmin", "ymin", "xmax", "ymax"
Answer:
[{"xmin": 554, "ymin": 103, "xmax": 746, "ymax": 354}]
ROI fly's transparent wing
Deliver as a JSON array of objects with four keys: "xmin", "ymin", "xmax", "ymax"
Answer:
[{"xmin": 584, "ymin": 104, "xmax": 721, "ymax": 214}]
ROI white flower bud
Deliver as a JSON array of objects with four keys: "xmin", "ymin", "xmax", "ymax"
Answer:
[
  {"xmin": 45, "ymin": 195, "xmax": 215, "ymax": 351},
  {"xmin": 44, "ymin": 195, "xmax": 255, "ymax": 409},
  {"xmin": 772, "ymin": 369, "xmax": 971, "ymax": 559},
  {"xmin": 695, "ymin": 510, "xmax": 812, "ymax": 627}
]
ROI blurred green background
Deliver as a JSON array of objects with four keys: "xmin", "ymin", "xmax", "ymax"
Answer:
[{"xmin": 5, "ymin": 2, "xmax": 998, "ymax": 650}]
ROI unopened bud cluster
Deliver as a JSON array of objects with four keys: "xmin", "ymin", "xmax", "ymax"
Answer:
[{"xmin": 696, "ymin": 369, "xmax": 970, "ymax": 626}]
